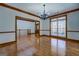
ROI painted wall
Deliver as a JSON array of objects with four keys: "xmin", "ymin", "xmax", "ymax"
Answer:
[
  {"xmin": 40, "ymin": 18, "xmax": 50, "ymax": 35},
  {"xmin": 0, "ymin": 7, "xmax": 40, "ymax": 44},
  {"xmin": 0, "ymin": 33, "xmax": 15, "ymax": 44},
  {"xmin": 67, "ymin": 11, "xmax": 79, "ymax": 40}
]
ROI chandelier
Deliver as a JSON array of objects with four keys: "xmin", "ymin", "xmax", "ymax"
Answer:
[{"xmin": 41, "ymin": 4, "xmax": 48, "ymax": 20}]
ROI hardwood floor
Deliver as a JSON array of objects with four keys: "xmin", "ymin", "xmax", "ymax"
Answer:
[{"xmin": 0, "ymin": 34, "xmax": 79, "ymax": 56}]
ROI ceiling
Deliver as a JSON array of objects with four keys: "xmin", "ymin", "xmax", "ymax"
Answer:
[{"xmin": 8, "ymin": 3, "xmax": 79, "ymax": 17}]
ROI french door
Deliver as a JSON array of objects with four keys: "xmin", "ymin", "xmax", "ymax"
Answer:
[{"xmin": 51, "ymin": 16, "xmax": 66, "ymax": 37}]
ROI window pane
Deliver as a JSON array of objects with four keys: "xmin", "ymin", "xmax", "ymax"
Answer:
[
  {"xmin": 51, "ymin": 29, "xmax": 57, "ymax": 36},
  {"xmin": 58, "ymin": 16, "xmax": 66, "ymax": 20},
  {"xmin": 51, "ymin": 21, "xmax": 58, "ymax": 36},
  {"xmin": 58, "ymin": 19, "xmax": 66, "ymax": 37},
  {"xmin": 51, "ymin": 19, "xmax": 57, "ymax": 21},
  {"xmin": 51, "ymin": 21, "xmax": 57, "ymax": 29},
  {"xmin": 58, "ymin": 29, "xmax": 65, "ymax": 36},
  {"xmin": 58, "ymin": 20, "xmax": 65, "ymax": 29}
]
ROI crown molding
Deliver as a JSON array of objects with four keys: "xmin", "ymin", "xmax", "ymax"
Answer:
[
  {"xmin": 48, "ymin": 8, "xmax": 79, "ymax": 18},
  {"xmin": 0, "ymin": 3, "xmax": 41, "ymax": 18}
]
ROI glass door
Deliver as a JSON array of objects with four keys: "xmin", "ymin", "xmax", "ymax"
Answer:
[
  {"xmin": 58, "ymin": 19, "xmax": 66, "ymax": 37},
  {"xmin": 51, "ymin": 16, "xmax": 66, "ymax": 37},
  {"xmin": 51, "ymin": 20, "xmax": 58, "ymax": 36}
]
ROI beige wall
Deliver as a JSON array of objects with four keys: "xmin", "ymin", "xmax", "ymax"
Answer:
[
  {"xmin": 0, "ymin": 7, "xmax": 40, "ymax": 44},
  {"xmin": 40, "ymin": 18, "xmax": 50, "ymax": 35},
  {"xmin": 67, "ymin": 11, "xmax": 79, "ymax": 40}
]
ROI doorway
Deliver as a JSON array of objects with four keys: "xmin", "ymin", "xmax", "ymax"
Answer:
[
  {"xmin": 15, "ymin": 16, "xmax": 40, "ymax": 41},
  {"xmin": 15, "ymin": 16, "xmax": 40, "ymax": 55},
  {"xmin": 50, "ymin": 15, "xmax": 67, "ymax": 38},
  {"xmin": 35, "ymin": 21, "xmax": 40, "ymax": 36}
]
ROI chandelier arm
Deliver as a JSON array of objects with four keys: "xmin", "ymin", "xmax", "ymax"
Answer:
[
  {"xmin": 41, "ymin": 4, "xmax": 48, "ymax": 20},
  {"xmin": 43, "ymin": 4, "xmax": 45, "ymax": 14}
]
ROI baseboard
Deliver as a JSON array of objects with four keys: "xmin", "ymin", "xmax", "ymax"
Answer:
[
  {"xmin": 40, "ymin": 35, "xmax": 79, "ymax": 42},
  {"xmin": 51, "ymin": 36, "xmax": 66, "ymax": 39},
  {"xmin": 40, "ymin": 35, "xmax": 66, "ymax": 39},
  {"xmin": 67, "ymin": 38, "xmax": 79, "ymax": 42},
  {"xmin": 31, "ymin": 33, "xmax": 35, "ymax": 34},
  {"xmin": 0, "ymin": 41, "xmax": 16, "ymax": 48},
  {"xmin": 40, "ymin": 35, "xmax": 49, "ymax": 36}
]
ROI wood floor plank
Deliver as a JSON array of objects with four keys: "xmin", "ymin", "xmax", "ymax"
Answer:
[{"xmin": 0, "ymin": 34, "xmax": 79, "ymax": 56}]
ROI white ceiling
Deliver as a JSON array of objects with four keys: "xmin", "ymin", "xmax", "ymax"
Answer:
[{"xmin": 8, "ymin": 3, "xmax": 79, "ymax": 17}]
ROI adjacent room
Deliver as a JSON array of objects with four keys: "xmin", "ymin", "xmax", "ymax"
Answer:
[{"xmin": 0, "ymin": 3, "xmax": 79, "ymax": 56}]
